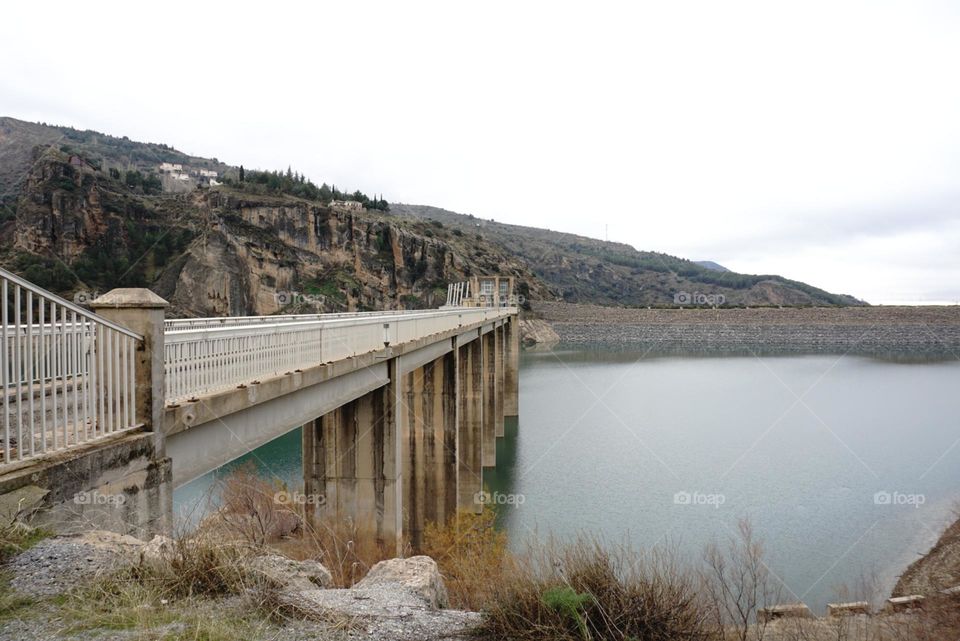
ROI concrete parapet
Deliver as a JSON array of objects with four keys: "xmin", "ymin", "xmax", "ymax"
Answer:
[
  {"xmin": 885, "ymin": 595, "xmax": 924, "ymax": 612},
  {"xmin": 827, "ymin": 601, "xmax": 870, "ymax": 617},
  {"xmin": 758, "ymin": 603, "xmax": 814, "ymax": 622}
]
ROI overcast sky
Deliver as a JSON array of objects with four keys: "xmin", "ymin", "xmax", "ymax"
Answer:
[{"xmin": 3, "ymin": 1, "xmax": 959, "ymax": 303}]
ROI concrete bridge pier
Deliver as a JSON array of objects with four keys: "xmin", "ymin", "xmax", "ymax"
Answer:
[
  {"xmin": 494, "ymin": 323, "xmax": 505, "ymax": 438},
  {"xmin": 456, "ymin": 335, "xmax": 484, "ymax": 514},
  {"xmin": 302, "ymin": 381, "xmax": 399, "ymax": 553},
  {"xmin": 504, "ymin": 316, "xmax": 520, "ymax": 417},
  {"xmin": 481, "ymin": 328, "xmax": 498, "ymax": 468},
  {"xmin": 401, "ymin": 350, "xmax": 457, "ymax": 549}
]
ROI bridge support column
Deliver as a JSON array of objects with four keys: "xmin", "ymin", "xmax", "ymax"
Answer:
[
  {"xmin": 504, "ymin": 316, "xmax": 519, "ymax": 417},
  {"xmin": 495, "ymin": 323, "xmax": 505, "ymax": 437},
  {"xmin": 402, "ymin": 352, "xmax": 457, "ymax": 549},
  {"xmin": 302, "ymin": 382, "xmax": 399, "ymax": 553},
  {"xmin": 481, "ymin": 329, "xmax": 497, "ymax": 468},
  {"xmin": 457, "ymin": 337, "xmax": 483, "ymax": 513}
]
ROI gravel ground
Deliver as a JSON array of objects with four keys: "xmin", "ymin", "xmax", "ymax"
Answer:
[{"xmin": 0, "ymin": 534, "xmax": 484, "ymax": 641}]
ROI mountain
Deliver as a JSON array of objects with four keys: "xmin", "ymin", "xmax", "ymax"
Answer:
[
  {"xmin": 0, "ymin": 117, "xmax": 864, "ymax": 315},
  {"xmin": 694, "ymin": 260, "xmax": 730, "ymax": 272},
  {"xmin": 391, "ymin": 204, "xmax": 863, "ymax": 307}
]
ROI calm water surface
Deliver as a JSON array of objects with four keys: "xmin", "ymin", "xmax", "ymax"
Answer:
[{"xmin": 176, "ymin": 346, "xmax": 960, "ymax": 612}]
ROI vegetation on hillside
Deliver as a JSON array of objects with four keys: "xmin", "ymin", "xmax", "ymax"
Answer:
[{"xmin": 221, "ymin": 166, "xmax": 389, "ymax": 211}]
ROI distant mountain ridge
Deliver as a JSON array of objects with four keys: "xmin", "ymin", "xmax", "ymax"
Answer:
[
  {"xmin": 694, "ymin": 260, "xmax": 730, "ymax": 272},
  {"xmin": 0, "ymin": 116, "xmax": 865, "ymax": 310},
  {"xmin": 391, "ymin": 204, "xmax": 864, "ymax": 306}
]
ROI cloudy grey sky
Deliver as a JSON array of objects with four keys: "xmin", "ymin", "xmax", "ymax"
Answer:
[{"xmin": 3, "ymin": 1, "xmax": 959, "ymax": 303}]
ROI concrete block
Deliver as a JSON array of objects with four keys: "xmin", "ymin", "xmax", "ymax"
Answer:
[
  {"xmin": 758, "ymin": 603, "xmax": 813, "ymax": 622},
  {"xmin": 827, "ymin": 601, "xmax": 870, "ymax": 617}
]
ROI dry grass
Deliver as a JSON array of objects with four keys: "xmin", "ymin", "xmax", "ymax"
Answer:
[
  {"xmin": 204, "ymin": 464, "xmax": 400, "ymax": 588},
  {"xmin": 422, "ymin": 506, "xmax": 509, "ymax": 609},
  {"xmin": 479, "ymin": 535, "xmax": 710, "ymax": 641},
  {"xmin": 275, "ymin": 516, "xmax": 401, "ymax": 588},
  {"xmin": 0, "ymin": 514, "xmax": 49, "ymax": 563}
]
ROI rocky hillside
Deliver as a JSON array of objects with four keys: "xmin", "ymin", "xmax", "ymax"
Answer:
[
  {"xmin": 392, "ymin": 204, "xmax": 864, "ymax": 306},
  {"xmin": 0, "ymin": 117, "xmax": 864, "ymax": 313},
  {"xmin": 0, "ymin": 145, "xmax": 550, "ymax": 316}
]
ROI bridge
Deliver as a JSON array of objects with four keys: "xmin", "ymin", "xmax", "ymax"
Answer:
[{"xmin": 0, "ymin": 268, "xmax": 518, "ymax": 551}]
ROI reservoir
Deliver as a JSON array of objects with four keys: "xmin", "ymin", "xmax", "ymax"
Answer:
[{"xmin": 175, "ymin": 345, "xmax": 960, "ymax": 612}]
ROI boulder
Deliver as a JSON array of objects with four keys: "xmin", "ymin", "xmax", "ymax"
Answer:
[
  {"xmin": 519, "ymin": 318, "xmax": 560, "ymax": 348},
  {"xmin": 141, "ymin": 534, "xmax": 174, "ymax": 561},
  {"xmin": 247, "ymin": 553, "xmax": 332, "ymax": 590},
  {"xmin": 354, "ymin": 555, "xmax": 448, "ymax": 608}
]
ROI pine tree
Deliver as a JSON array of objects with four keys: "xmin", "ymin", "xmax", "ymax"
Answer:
[{"xmin": 239, "ymin": 165, "xmax": 245, "ymax": 182}]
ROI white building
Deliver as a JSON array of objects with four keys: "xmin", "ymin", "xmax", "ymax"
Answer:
[
  {"xmin": 198, "ymin": 169, "xmax": 218, "ymax": 178},
  {"xmin": 331, "ymin": 200, "xmax": 364, "ymax": 212},
  {"xmin": 159, "ymin": 162, "xmax": 183, "ymax": 173}
]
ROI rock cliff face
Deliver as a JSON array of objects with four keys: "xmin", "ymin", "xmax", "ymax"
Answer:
[
  {"xmin": 3, "ymin": 151, "xmax": 552, "ymax": 317},
  {"xmin": 13, "ymin": 149, "xmax": 109, "ymax": 262},
  {"xmin": 152, "ymin": 191, "xmax": 551, "ymax": 316}
]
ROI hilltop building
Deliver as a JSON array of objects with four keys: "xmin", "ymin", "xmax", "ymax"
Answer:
[{"xmin": 331, "ymin": 200, "xmax": 364, "ymax": 212}]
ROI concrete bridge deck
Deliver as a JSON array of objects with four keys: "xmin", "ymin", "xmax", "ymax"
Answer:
[{"xmin": 0, "ymin": 269, "xmax": 519, "ymax": 551}]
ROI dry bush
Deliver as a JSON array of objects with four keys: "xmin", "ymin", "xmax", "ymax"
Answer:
[
  {"xmin": 192, "ymin": 465, "xmax": 398, "ymax": 588},
  {"xmin": 872, "ymin": 593, "xmax": 960, "ymax": 641},
  {"xmin": 480, "ymin": 535, "xmax": 710, "ymax": 641},
  {"xmin": 274, "ymin": 514, "xmax": 400, "ymax": 588},
  {"xmin": 700, "ymin": 519, "xmax": 783, "ymax": 641},
  {"xmin": 130, "ymin": 535, "xmax": 254, "ymax": 599},
  {"xmin": 215, "ymin": 463, "xmax": 300, "ymax": 546},
  {"xmin": 422, "ymin": 506, "xmax": 509, "ymax": 609}
]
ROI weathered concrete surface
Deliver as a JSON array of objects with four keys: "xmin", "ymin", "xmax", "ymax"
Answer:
[
  {"xmin": 456, "ymin": 335, "xmax": 483, "ymax": 513},
  {"xmin": 503, "ymin": 315, "xmax": 520, "ymax": 415},
  {"xmin": 402, "ymin": 353, "xmax": 457, "ymax": 549},
  {"xmin": 0, "ymin": 431, "xmax": 171, "ymax": 538},
  {"xmin": 481, "ymin": 329, "xmax": 497, "ymax": 468},
  {"xmin": 303, "ymin": 383, "xmax": 398, "ymax": 552},
  {"xmin": 173, "ymin": 364, "xmax": 390, "ymax": 487}
]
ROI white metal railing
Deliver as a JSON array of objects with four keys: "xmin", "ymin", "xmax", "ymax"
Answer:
[
  {"xmin": 443, "ymin": 280, "xmax": 519, "ymax": 308},
  {"xmin": 443, "ymin": 282, "xmax": 471, "ymax": 307},
  {"xmin": 1, "ymin": 267, "xmax": 143, "ymax": 468},
  {"xmin": 164, "ymin": 309, "xmax": 445, "ymax": 330},
  {"xmin": 164, "ymin": 307, "xmax": 514, "ymax": 403}
]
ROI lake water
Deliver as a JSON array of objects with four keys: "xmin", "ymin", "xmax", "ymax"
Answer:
[{"xmin": 175, "ymin": 345, "xmax": 960, "ymax": 612}]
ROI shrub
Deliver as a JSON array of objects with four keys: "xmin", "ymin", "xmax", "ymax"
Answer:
[
  {"xmin": 480, "ymin": 536, "xmax": 709, "ymax": 641},
  {"xmin": 422, "ymin": 506, "xmax": 509, "ymax": 609}
]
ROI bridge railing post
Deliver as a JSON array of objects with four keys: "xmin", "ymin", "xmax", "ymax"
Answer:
[{"xmin": 91, "ymin": 289, "xmax": 169, "ymax": 456}]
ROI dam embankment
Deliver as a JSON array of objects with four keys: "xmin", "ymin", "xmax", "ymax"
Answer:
[{"xmin": 531, "ymin": 302, "xmax": 960, "ymax": 354}]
